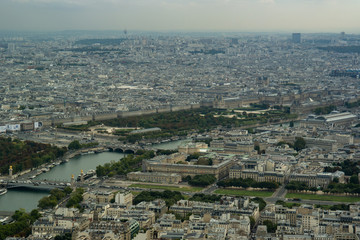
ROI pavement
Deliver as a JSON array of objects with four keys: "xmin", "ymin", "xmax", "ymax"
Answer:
[{"xmin": 265, "ymin": 185, "xmax": 287, "ymax": 203}]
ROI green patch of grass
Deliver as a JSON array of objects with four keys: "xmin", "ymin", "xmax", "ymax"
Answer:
[
  {"xmin": 129, "ymin": 184, "xmax": 203, "ymax": 192},
  {"xmin": 214, "ymin": 189, "xmax": 274, "ymax": 197},
  {"xmin": 286, "ymin": 193, "xmax": 360, "ymax": 203},
  {"xmin": 130, "ymin": 191, "xmax": 141, "ymax": 197}
]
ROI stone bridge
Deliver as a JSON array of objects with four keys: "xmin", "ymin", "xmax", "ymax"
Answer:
[{"xmin": 106, "ymin": 144, "xmax": 153, "ymax": 154}]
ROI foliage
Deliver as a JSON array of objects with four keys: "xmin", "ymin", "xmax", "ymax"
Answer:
[
  {"xmin": 313, "ymin": 105, "xmax": 336, "ymax": 115},
  {"xmin": 324, "ymin": 160, "xmax": 360, "ymax": 176},
  {"xmin": 350, "ymin": 175, "xmax": 359, "ymax": 184},
  {"xmin": 294, "ymin": 137, "xmax": 306, "ymax": 151},
  {"xmin": 195, "ymin": 158, "xmax": 213, "ymax": 166},
  {"xmin": 218, "ymin": 178, "xmax": 279, "ymax": 189},
  {"xmin": 129, "ymin": 184, "xmax": 202, "ymax": 192},
  {"xmin": 214, "ymin": 189, "xmax": 273, "ymax": 197},
  {"xmin": 189, "ymin": 194, "xmax": 222, "ymax": 203},
  {"xmin": 61, "ymin": 107, "xmax": 297, "ymax": 142},
  {"xmin": 168, "ymin": 211, "xmax": 192, "ymax": 222},
  {"xmin": 315, "ymin": 204, "xmax": 350, "ymax": 211},
  {"xmin": 249, "ymin": 216, "xmax": 256, "ymax": 229},
  {"xmin": 38, "ymin": 187, "xmax": 73, "ymax": 209},
  {"xmin": 286, "ymin": 178, "xmax": 360, "ymax": 194},
  {"xmin": 59, "ymin": 120, "xmax": 98, "ymax": 131},
  {"xmin": 133, "ymin": 190, "xmax": 184, "ymax": 207},
  {"xmin": 345, "ymin": 100, "xmax": 360, "ymax": 108},
  {"xmin": 55, "ymin": 233, "xmax": 72, "ymax": 240},
  {"xmin": 96, "ymin": 150, "xmax": 155, "ymax": 177},
  {"xmin": 182, "ymin": 175, "xmax": 192, "ymax": 182},
  {"xmin": 0, "ymin": 209, "xmax": 41, "ymax": 240},
  {"xmin": 263, "ymin": 220, "xmax": 277, "ymax": 233},
  {"xmin": 188, "ymin": 174, "xmax": 216, "ymax": 187},
  {"xmin": 68, "ymin": 140, "xmax": 81, "ymax": 150},
  {"xmin": 285, "ymin": 181, "xmax": 309, "ymax": 191},
  {"xmin": 0, "ymin": 137, "xmax": 67, "ymax": 175},
  {"xmin": 66, "ymin": 188, "xmax": 85, "ymax": 209},
  {"xmin": 326, "ymin": 181, "xmax": 360, "ymax": 194},
  {"xmin": 251, "ymin": 197, "xmax": 266, "ymax": 211},
  {"xmin": 156, "ymin": 149, "xmax": 178, "ymax": 155},
  {"xmin": 186, "ymin": 153, "xmax": 201, "ymax": 161}
]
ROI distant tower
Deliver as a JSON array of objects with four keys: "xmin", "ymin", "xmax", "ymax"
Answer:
[
  {"xmin": 340, "ymin": 32, "xmax": 346, "ymax": 40},
  {"xmin": 71, "ymin": 174, "xmax": 75, "ymax": 186},
  {"xmin": 9, "ymin": 166, "xmax": 13, "ymax": 179},
  {"xmin": 292, "ymin": 33, "xmax": 301, "ymax": 43},
  {"xmin": 80, "ymin": 169, "xmax": 84, "ymax": 182}
]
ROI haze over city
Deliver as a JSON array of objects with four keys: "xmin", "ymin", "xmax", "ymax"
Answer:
[{"xmin": 1, "ymin": 0, "xmax": 360, "ymax": 32}]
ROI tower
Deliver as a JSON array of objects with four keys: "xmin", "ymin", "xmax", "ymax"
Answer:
[
  {"xmin": 292, "ymin": 33, "xmax": 301, "ymax": 43},
  {"xmin": 71, "ymin": 174, "xmax": 75, "ymax": 186},
  {"xmin": 80, "ymin": 169, "xmax": 84, "ymax": 182},
  {"xmin": 9, "ymin": 166, "xmax": 13, "ymax": 179}
]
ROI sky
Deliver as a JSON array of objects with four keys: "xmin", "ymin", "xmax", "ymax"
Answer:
[{"xmin": 0, "ymin": 0, "xmax": 359, "ymax": 33}]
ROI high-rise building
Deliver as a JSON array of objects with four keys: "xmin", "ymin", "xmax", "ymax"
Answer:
[{"xmin": 292, "ymin": 33, "xmax": 301, "ymax": 43}]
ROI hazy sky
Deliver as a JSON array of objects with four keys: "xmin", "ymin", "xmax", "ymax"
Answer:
[{"xmin": 1, "ymin": 0, "xmax": 359, "ymax": 33}]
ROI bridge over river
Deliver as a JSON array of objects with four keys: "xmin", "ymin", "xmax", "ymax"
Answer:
[
  {"xmin": 106, "ymin": 143, "xmax": 153, "ymax": 154},
  {"xmin": 1, "ymin": 180, "xmax": 70, "ymax": 191}
]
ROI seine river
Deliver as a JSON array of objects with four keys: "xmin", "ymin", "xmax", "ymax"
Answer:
[{"xmin": 0, "ymin": 139, "xmax": 189, "ymax": 212}]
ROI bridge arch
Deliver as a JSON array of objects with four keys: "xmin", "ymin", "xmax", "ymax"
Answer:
[{"xmin": 124, "ymin": 149, "xmax": 135, "ymax": 154}]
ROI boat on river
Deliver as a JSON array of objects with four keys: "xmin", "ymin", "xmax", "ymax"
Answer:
[{"xmin": 0, "ymin": 188, "xmax": 7, "ymax": 196}]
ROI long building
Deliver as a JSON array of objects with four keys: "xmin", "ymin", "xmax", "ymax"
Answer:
[
  {"xmin": 300, "ymin": 112, "xmax": 358, "ymax": 128},
  {"xmin": 142, "ymin": 159, "xmax": 234, "ymax": 179},
  {"xmin": 127, "ymin": 172, "xmax": 182, "ymax": 184}
]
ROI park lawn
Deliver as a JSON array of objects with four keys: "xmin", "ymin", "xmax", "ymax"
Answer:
[
  {"xmin": 129, "ymin": 184, "xmax": 203, "ymax": 192},
  {"xmin": 214, "ymin": 189, "xmax": 274, "ymax": 197},
  {"xmin": 130, "ymin": 191, "xmax": 141, "ymax": 197},
  {"xmin": 286, "ymin": 193, "xmax": 360, "ymax": 203}
]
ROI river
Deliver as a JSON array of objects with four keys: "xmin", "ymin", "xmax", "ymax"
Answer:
[{"xmin": 0, "ymin": 139, "xmax": 189, "ymax": 212}]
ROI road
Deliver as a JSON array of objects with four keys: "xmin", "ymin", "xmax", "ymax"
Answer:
[{"xmin": 265, "ymin": 185, "xmax": 287, "ymax": 204}]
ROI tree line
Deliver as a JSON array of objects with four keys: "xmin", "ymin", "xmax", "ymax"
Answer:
[
  {"xmin": 217, "ymin": 178, "xmax": 279, "ymax": 190},
  {"xmin": 96, "ymin": 150, "xmax": 155, "ymax": 177},
  {"xmin": 0, "ymin": 209, "xmax": 41, "ymax": 240},
  {"xmin": 0, "ymin": 137, "xmax": 67, "ymax": 175},
  {"xmin": 133, "ymin": 190, "xmax": 184, "ymax": 207}
]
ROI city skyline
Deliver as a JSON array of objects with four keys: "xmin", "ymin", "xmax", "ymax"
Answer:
[{"xmin": 1, "ymin": 0, "xmax": 360, "ymax": 33}]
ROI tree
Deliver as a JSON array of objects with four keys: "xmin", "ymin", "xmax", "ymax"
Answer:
[
  {"xmin": 294, "ymin": 137, "xmax": 306, "ymax": 151},
  {"xmin": 182, "ymin": 175, "xmax": 192, "ymax": 182},
  {"xmin": 188, "ymin": 174, "xmax": 216, "ymax": 187},
  {"xmin": 68, "ymin": 140, "xmax": 81, "ymax": 150},
  {"xmin": 55, "ymin": 233, "xmax": 72, "ymax": 240},
  {"xmin": 249, "ymin": 216, "xmax": 256, "ymax": 229},
  {"xmin": 254, "ymin": 145, "xmax": 260, "ymax": 154},
  {"xmin": 251, "ymin": 197, "xmax": 266, "ymax": 211},
  {"xmin": 350, "ymin": 175, "xmax": 359, "ymax": 184},
  {"xmin": 263, "ymin": 220, "xmax": 277, "ymax": 233},
  {"xmin": 289, "ymin": 121, "xmax": 294, "ymax": 128}
]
